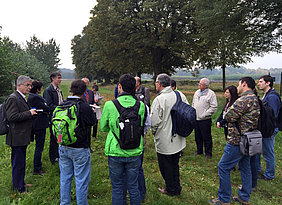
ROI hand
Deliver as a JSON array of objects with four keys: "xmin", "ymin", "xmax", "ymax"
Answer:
[
  {"xmin": 30, "ymin": 109, "xmax": 37, "ymax": 116},
  {"xmin": 216, "ymin": 122, "xmax": 221, "ymax": 128},
  {"xmin": 94, "ymin": 98, "xmax": 98, "ymax": 103}
]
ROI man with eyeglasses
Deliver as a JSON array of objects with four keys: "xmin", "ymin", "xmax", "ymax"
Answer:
[{"xmin": 5, "ymin": 75, "xmax": 37, "ymax": 193}]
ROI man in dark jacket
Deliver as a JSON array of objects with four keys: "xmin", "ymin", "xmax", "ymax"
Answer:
[
  {"xmin": 43, "ymin": 72, "xmax": 63, "ymax": 164},
  {"xmin": 59, "ymin": 79, "xmax": 96, "ymax": 204},
  {"xmin": 6, "ymin": 75, "xmax": 37, "ymax": 193},
  {"xmin": 82, "ymin": 78, "xmax": 94, "ymax": 104}
]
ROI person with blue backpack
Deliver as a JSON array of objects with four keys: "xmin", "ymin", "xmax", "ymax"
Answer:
[
  {"xmin": 257, "ymin": 75, "xmax": 281, "ymax": 181},
  {"xmin": 151, "ymin": 73, "xmax": 189, "ymax": 196}
]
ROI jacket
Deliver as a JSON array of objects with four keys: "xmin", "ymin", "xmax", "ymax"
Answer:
[
  {"xmin": 151, "ymin": 86, "xmax": 187, "ymax": 155},
  {"xmin": 27, "ymin": 93, "xmax": 50, "ymax": 130},
  {"xmin": 224, "ymin": 90, "xmax": 260, "ymax": 146},
  {"xmin": 82, "ymin": 89, "xmax": 95, "ymax": 105},
  {"xmin": 192, "ymin": 88, "xmax": 218, "ymax": 120},
  {"xmin": 100, "ymin": 93, "xmax": 146, "ymax": 157},
  {"xmin": 43, "ymin": 84, "xmax": 63, "ymax": 113},
  {"xmin": 135, "ymin": 85, "xmax": 150, "ymax": 107},
  {"xmin": 5, "ymin": 91, "xmax": 32, "ymax": 146}
]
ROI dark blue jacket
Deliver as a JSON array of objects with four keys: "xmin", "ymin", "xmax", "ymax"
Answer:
[
  {"xmin": 43, "ymin": 84, "xmax": 63, "ymax": 113},
  {"xmin": 263, "ymin": 89, "xmax": 281, "ymax": 128},
  {"xmin": 27, "ymin": 93, "xmax": 50, "ymax": 130}
]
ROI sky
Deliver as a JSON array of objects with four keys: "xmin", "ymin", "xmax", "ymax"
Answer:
[{"xmin": 0, "ymin": 0, "xmax": 281, "ymax": 70}]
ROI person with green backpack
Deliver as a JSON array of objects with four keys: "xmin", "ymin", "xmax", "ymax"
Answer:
[{"xmin": 53, "ymin": 79, "xmax": 96, "ymax": 205}]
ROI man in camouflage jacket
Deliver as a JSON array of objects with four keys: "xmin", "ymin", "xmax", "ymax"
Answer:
[{"xmin": 209, "ymin": 77, "xmax": 260, "ymax": 205}]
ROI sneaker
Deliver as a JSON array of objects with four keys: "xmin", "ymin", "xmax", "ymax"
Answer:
[
  {"xmin": 232, "ymin": 196, "xmax": 250, "ymax": 205},
  {"xmin": 209, "ymin": 198, "xmax": 230, "ymax": 205}
]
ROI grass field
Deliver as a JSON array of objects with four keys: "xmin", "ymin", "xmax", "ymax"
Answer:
[{"xmin": 0, "ymin": 81, "xmax": 281, "ymax": 205}]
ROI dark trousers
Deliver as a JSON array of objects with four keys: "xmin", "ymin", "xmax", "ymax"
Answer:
[
  {"xmin": 49, "ymin": 127, "xmax": 59, "ymax": 163},
  {"xmin": 92, "ymin": 124, "xmax": 97, "ymax": 138},
  {"xmin": 250, "ymin": 154, "xmax": 258, "ymax": 188},
  {"xmin": 157, "ymin": 152, "xmax": 181, "ymax": 195},
  {"xmin": 138, "ymin": 151, "xmax": 146, "ymax": 200},
  {"xmin": 11, "ymin": 145, "xmax": 27, "ymax": 192},
  {"xmin": 194, "ymin": 119, "xmax": 213, "ymax": 156},
  {"xmin": 34, "ymin": 129, "xmax": 46, "ymax": 172}
]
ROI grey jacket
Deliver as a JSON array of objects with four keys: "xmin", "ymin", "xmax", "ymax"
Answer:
[
  {"xmin": 151, "ymin": 86, "xmax": 187, "ymax": 154},
  {"xmin": 192, "ymin": 88, "xmax": 218, "ymax": 121},
  {"xmin": 5, "ymin": 91, "xmax": 32, "ymax": 146}
]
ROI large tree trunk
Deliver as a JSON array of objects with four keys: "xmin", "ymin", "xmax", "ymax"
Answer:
[
  {"xmin": 152, "ymin": 47, "xmax": 164, "ymax": 79},
  {"xmin": 104, "ymin": 75, "xmax": 111, "ymax": 84},
  {"xmin": 222, "ymin": 63, "xmax": 226, "ymax": 91}
]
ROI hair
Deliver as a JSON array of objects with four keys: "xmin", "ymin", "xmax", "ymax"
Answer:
[
  {"xmin": 92, "ymin": 84, "xmax": 99, "ymax": 91},
  {"xmin": 170, "ymin": 79, "xmax": 176, "ymax": 88},
  {"xmin": 200, "ymin": 78, "xmax": 210, "ymax": 86},
  {"xmin": 259, "ymin": 75, "xmax": 274, "ymax": 88},
  {"xmin": 157, "ymin": 73, "xmax": 171, "ymax": 87},
  {"xmin": 224, "ymin": 85, "xmax": 238, "ymax": 110},
  {"xmin": 70, "ymin": 79, "xmax": 87, "ymax": 96},
  {"xmin": 17, "ymin": 75, "xmax": 32, "ymax": 85},
  {"xmin": 30, "ymin": 80, "xmax": 43, "ymax": 94},
  {"xmin": 240, "ymin": 76, "xmax": 256, "ymax": 90},
  {"xmin": 119, "ymin": 74, "xmax": 136, "ymax": 96},
  {"xmin": 49, "ymin": 72, "xmax": 61, "ymax": 82}
]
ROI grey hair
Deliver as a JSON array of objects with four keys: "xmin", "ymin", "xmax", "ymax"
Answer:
[
  {"xmin": 82, "ymin": 77, "xmax": 90, "ymax": 83},
  {"xmin": 17, "ymin": 75, "xmax": 32, "ymax": 85},
  {"xmin": 157, "ymin": 73, "xmax": 171, "ymax": 87},
  {"xmin": 200, "ymin": 78, "xmax": 210, "ymax": 86}
]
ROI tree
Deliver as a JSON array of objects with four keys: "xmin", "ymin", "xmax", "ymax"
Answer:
[
  {"xmin": 25, "ymin": 35, "xmax": 61, "ymax": 73},
  {"xmin": 83, "ymin": 0, "xmax": 197, "ymax": 79}
]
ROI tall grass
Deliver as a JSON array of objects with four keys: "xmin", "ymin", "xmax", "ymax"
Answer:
[{"xmin": 0, "ymin": 81, "xmax": 281, "ymax": 205}]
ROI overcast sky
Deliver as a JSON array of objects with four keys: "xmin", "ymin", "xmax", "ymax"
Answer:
[{"xmin": 0, "ymin": 0, "xmax": 281, "ymax": 70}]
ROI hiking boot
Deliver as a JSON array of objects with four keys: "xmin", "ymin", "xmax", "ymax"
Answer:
[
  {"xmin": 209, "ymin": 198, "xmax": 230, "ymax": 205},
  {"xmin": 232, "ymin": 196, "xmax": 250, "ymax": 205}
]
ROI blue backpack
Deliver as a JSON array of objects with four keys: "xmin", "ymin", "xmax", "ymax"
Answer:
[{"xmin": 171, "ymin": 91, "xmax": 196, "ymax": 137}]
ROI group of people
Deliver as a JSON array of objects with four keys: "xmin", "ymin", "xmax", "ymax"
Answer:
[{"xmin": 4, "ymin": 72, "xmax": 280, "ymax": 205}]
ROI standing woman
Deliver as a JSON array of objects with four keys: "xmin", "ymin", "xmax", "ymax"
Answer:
[
  {"xmin": 216, "ymin": 85, "xmax": 238, "ymax": 140},
  {"xmin": 28, "ymin": 80, "xmax": 50, "ymax": 175}
]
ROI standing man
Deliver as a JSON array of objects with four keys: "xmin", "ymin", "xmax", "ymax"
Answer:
[
  {"xmin": 257, "ymin": 75, "xmax": 281, "ymax": 180},
  {"xmin": 43, "ymin": 72, "xmax": 63, "ymax": 164},
  {"xmin": 209, "ymin": 77, "xmax": 260, "ymax": 205},
  {"xmin": 192, "ymin": 78, "xmax": 217, "ymax": 158},
  {"xmin": 151, "ymin": 73, "xmax": 188, "ymax": 196},
  {"xmin": 100, "ymin": 74, "xmax": 147, "ymax": 205},
  {"xmin": 135, "ymin": 76, "xmax": 150, "ymax": 107},
  {"xmin": 6, "ymin": 75, "xmax": 37, "ymax": 192},
  {"xmin": 82, "ymin": 78, "xmax": 94, "ymax": 105}
]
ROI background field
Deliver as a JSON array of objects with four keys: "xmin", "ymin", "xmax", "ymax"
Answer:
[{"xmin": 0, "ymin": 81, "xmax": 281, "ymax": 205}]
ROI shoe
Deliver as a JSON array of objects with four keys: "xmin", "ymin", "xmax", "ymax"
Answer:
[
  {"xmin": 90, "ymin": 148, "xmax": 94, "ymax": 153},
  {"xmin": 260, "ymin": 175, "xmax": 271, "ymax": 181},
  {"xmin": 158, "ymin": 187, "xmax": 169, "ymax": 195},
  {"xmin": 209, "ymin": 198, "xmax": 230, "ymax": 205},
  {"xmin": 33, "ymin": 170, "xmax": 46, "ymax": 175},
  {"xmin": 206, "ymin": 155, "xmax": 212, "ymax": 159},
  {"xmin": 24, "ymin": 184, "xmax": 32, "ymax": 188},
  {"xmin": 194, "ymin": 152, "xmax": 203, "ymax": 156},
  {"xmin": 231, "ymin": 196, "xmax": 250, "ymax": 205}
]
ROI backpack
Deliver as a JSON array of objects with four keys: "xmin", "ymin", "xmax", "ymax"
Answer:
[
  {"xmin": 51, "ymin": 100, "xmax": 81, "ymax": 145},
  {"xmin": 112, "ymin": 99, "xmax": 143, "ymax": 150},
  {"xmin": 257, "ymin": 98, "xmax": 275, "ymax": 138},
  {"xmin": 268, "ymin": 91, "xmax": 282, "ymax": 131},
  {"xmin": 171, "ymin": 91, "xmax": 196, "ymax": 138},
  {"xmin": 0, "ymin": 93, "xmax": 20, "ymax": 135}
]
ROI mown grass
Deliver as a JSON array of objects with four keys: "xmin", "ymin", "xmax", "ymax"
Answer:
[{"xmin": 0, "ymin": 81, "xmax": 281, "ymax": 205}]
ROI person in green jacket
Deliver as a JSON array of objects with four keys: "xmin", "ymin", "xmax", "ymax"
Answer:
[{"xmin": 100, "ymin": 74, "xmax": 146, "ymax": 205}]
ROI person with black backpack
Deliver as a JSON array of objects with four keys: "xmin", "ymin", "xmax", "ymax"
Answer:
[
  {"xmin": 151, "ymin": 73, "xmax": 189, "ymax": 196},
  {"xmin": 100, "ymin": 74, "xmax": 147, "ymax": 205},
  {"xmin": 58, "ymin": 80, "xmax": 96, "ymax": 205},
  {"xmin": 257, "ymin": 75, "xmax": 281, "ymax": 181}
]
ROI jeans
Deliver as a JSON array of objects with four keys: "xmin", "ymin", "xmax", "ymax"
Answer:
[
  {"xmin": 33, "ymin": 129, "xmax": 46, "ymax": 172},
  {"xmin": 138, "ymin": 152, "xmax": 146, "ymax": 201},
  {"xmin": 259, "ymin": 128, "xmax": 278, "ymax": 179},
  {"xmin": 250, "ymin": 155, "xmax": 258, "ymax": 188},
  {"xmin": 218, "ymin": 143, "xmax": 251, "ymax": 203},
  {"xmin": 59, "ymin": 146, "xmax": 91, "ymax": 205},
  {"xmin": 108, "ymin": 156, "xmax": 141, "ymax": 205}
]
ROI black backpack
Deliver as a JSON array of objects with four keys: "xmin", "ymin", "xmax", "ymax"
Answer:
[
  {"xmin": 112, "ymin": 99, "xmax": 143, "ymax": 149},
  {"xmin": 171, "ymin": 91, "xmax": 196, "ymax": 138},
  {"xmin": 257, "ymin": 98, "xmax": 275, "ymax": 138},
  {"xmin": 267, "ymin": 91, "xmax": 282, "ymax": 131}
]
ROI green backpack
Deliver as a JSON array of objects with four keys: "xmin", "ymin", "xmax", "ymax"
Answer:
[{"xmin": 51, "ymin": 100, "xmax": 81, "ymax": 145}]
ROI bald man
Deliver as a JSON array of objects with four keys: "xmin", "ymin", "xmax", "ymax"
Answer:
[{"xmin": 135, "ymin": 77, "xmax": 150, "ymax": 107}]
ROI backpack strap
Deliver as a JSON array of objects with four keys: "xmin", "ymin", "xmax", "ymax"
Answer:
[{"xmin": 174, "ymin": 91, "xmax": 181, "ymax": 103}]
